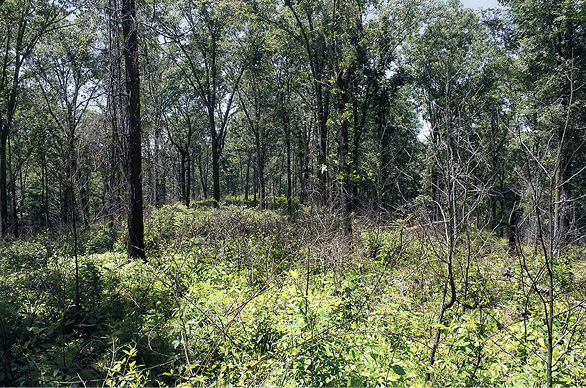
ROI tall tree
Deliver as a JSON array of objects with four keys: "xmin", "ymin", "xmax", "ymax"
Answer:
[
  {"xmin": 0, "ymin": 0, "xmax": 63, "ymax": 236},
  {"xmin": 122, "ymin": 0, "xmax": 145, "ymax": 259},
  {"xmin": 502, "ymin": 0, "xmax": 586, "ymax": 385},
  {"xmin": 33, "ymin": 22, "xmax": 99, "ymax": 227},
  {"xmin": 238, "ymin": 37, "xmax": 277, "ymax": 208},
  {"xmin": 411, "ymin": 1, "xmax": 499, "ymax": 381},
  {"xmin": 282, "ymin": 0, "xmax": 332, "ymax": 204},
  {"xmin": 368, "ymin": 0, "xmax": 423, "ymax": 211},
  {"xmin": 503, "ymin": 0, "xmax": 586, "ymax": 247},
  {"xmin": 158, "ymin": 0, "xmax": 252, "ymax": 207},
  {"xmin": 162, "ymin": 67, "xmax": 202, "ymax": 207}
]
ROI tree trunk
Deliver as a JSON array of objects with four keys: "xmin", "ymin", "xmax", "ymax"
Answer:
[
  {"xmin": 40, "ymin": 150, "xmax": 49, "ymax": 227},
  {"xmin": 255, "ymin": 128, "xmax": 265, "ymax": 208},
  {"xmin": 285, "ymin": 113, "xmax": 292, "ymax": 213},
  {"xmin": 107, "ymin": 0, "xmax": 124, "ymax": 225},
  {"xmin": 245, "ymin": 150, "xmax": 251, "ymax": 201},
  {"xmin": 186, "ymin": 155, "xmax": 191, "ymax": 207},
  {"xmin": 210, "ymin": 97, "xmax": 220, "ymax": 207},
  {"xmin": 554, "ymin": 134, "xmax": 572, "ymax": 247},
  {"xmin": 302, "ymin": 127, "xmax": 311, "ymax": 205},
  {"xmin": 66, "ymin": 131, "xmax": 77, "ymax": 227},
  {"xmin": 179, "ymin": 151, "xmax": 187, "ymax": 206},
  {"xmin": 211, "ymin": 137, "xmax": 220, "ymax": 207},
  {"xmin": 154, "ymin": 125, "xmax": 164, "ymax": 205},
  {"xmin": 0, "ymin": 129, "xmax": 8, "ymax": 236},
  {"xmin": 337, "ymin": 69, "xmax": 353, "ymax": 237},
  {"xmin": 9, "ymin": 139, "xmax": 18, "ymax": 237},
  {"xmin": 375, "ymin": 88, "xmax": 390, "ymax": 208},
  {"xmin": 196, "ymin": 153, "xmax": 208, "ymax": 200},
  {"xmin": 80, "ymin": 172, "xmax": 90, "ymax": 226},
  {"xmin": 253, "ymin": 165, "xmax": 257, "ymax": 203},
  {"xmin": 317, "ymin": 83, "xmax": 329, "ymax": 204},
  {"xmin": 122, "ymin": 0, "xmax": 145, "ymax": 260}
]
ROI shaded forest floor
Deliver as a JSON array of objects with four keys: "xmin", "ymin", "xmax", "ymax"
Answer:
[{"xmin": 1, "ymin": 202, "xmax": 586, "ymax": 386}]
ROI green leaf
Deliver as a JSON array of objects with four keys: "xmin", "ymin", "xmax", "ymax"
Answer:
[{"xmin": 391, "ymin": 364, "xmax": 406, "ymax": 376}]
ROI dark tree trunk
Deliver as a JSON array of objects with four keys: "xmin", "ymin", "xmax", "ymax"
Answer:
[
  {"xmin": 154, "ymin": 126, "xmax": 165, "ymax": 205},
  {"xmin": 317, "ymin": 83, "xmax": 329, "ymax": 204},
  {"xmin": 179, "ymin": 151, "xmax": 187, "ymax": 206},
  {"xmin": 375, "ymin": 88, "xmax": 390, "ymax": 208},
  {"xmin": 508, "ymin": 192, "xmax": 521, "ymax": 254},
  {"xmin": 245, "ymin": 150, "xmax": 251, "ymax": 201},
  {"xmin": 196, "ymin": 153, "xmax": 208, "ymax": 200},
  {"xmin": 285, "ymin": 114, "xmax": 292, "ymax": 213},
  {"xmin": 122, "ymin": 0, "xmax": 145, "ymax": 260},
  {"xmin": 210, "ymin": 92, "xmax": 220, "ymax": 207},
  {"xmin": 9, "ymin": 139, "xmax": 18, "ymax": 237},
  {"xmin": 80, "ymin": 173, "xmax": 90, "ymax": 226},
  {"xmin": 337, "ymin": 69, "xmax": 353, "ymax": 237},
  {"xmin": 186, "ymin": 155, "xmax": 191, "ymax": 207},
  {"xmin": 255, "ymin": 128, "xmax": 265, "ymax": 208},
  {"xmin": 107, "ymin": 0, "xmax": 124, "ymax": 226},
  {"xmin": 0, "ymin": 130, "xmax": 8, "ymax": 236},
  {"xmin": 211, "ymin": 137, "xmax": 220, "ymax": 207},
  {"xmin": 555, "ymin": 132, "xmax": 572, "ymax": 247},
  {"xmin": 65, "ymin": 131, "xmax": 77, "ymax": 227},
  {"xmin": 40, "ymin": 150, "xmax": 49, "ymax": 227},
  {"xmin": 253, "ymin": 165, "xmax": 257, "ymax": 203},
  {"xmin": 301, "ymin": 125, "xmax": 311, "ymax": 205}
]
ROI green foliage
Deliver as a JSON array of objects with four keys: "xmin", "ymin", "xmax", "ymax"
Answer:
[
  {"xmin": 102, "ymin": 342, "xmax": 151, "ymax": 388},
  {"xmin": 2, "ymin": 205, "xmax": 586, "ymax": 386}
]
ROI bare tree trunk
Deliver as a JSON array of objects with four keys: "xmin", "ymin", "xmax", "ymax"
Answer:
[
  {"xmin": 285, "ymin": 113, "xmax": 292, "ymax": 213},
  {"xmin": 80, "ymin": 172, "xmax": 90, "ymax": 226},
  {"xmin": 122, "ymin": 0, "xmax": 145, "ymax": 260},
  {"xmin": 244, "ymin": 150, "xmax": 251, "ymax": 201},
  {"xmin": 40, "ymin": 150, "xmax": 49, "ymax": 227},
  {"xmin": 106, "ymin": 0, "xmax": 124, "ymax": 226},
  {"xmin": 337, "ymin": 68, "xmax": 353, "ymax": 237},
  {"xmin": 317, "ymin": 84, "xmax": 329, "ymax": 205},
  {"xmin": 253, "ymin": 165, "xmax": 257, "ymax": 203},
  {"xmin": 0, "ymin": 129, "xmax": 8, "ymax": 236},
  {"xmin": 554, "ymin": 135, "xmax": 572, "ymax": 248},
  {"xmin": 211, "ymin": 137, "xmax": 220, "ymax": 207},
  {"xmin": 186, "ymin": 155, "xmax": 191, "ymax": 207},
  {"xmin": 9, "ymin": 138, "xmax": 18, "ymax": 237},
  {"xmin": 196, "ymin": 153, "xmax": 208, "ymax": 200},
  {"xmin": 255, "ymin": 129, "xmax": 265, "ymax": 208},
  {"xmin": 179, "ymin": 151, "xmax": 187, "ymax": 206}
]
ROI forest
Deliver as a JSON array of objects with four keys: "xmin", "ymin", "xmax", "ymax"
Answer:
[{"xmin": 1, "ymin": 0, "xmax": 585, "ymax": 386}]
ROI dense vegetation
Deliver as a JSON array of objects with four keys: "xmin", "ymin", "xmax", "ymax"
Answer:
[
  {"xmin": 1, "ymin": 203, "xmax": 585, "ymax": 386},
  {"xmin": 1, "ymin": 0, "xmax": 585, "ymax": 385}
]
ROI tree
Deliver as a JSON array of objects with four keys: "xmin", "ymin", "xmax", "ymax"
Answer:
[
  {"xmin": 281, "ymin": 0, "xmax": 332, "ymax": 204},
  {"xmin": 33, "ymin": 21, "xmax": 100, "ymax": 227},
  {"xmin": 122, "ymin": 0, "xmax": 145, "ymax": 259},
  {"xmin": 162, "ymin": 67, "xmax": 202, "ymax": 207},
  {"xmin": 237, "ymin": 36, "xmax": 277, "ymax": 208},
  {"xmin": 503, "ymin": 0, "xmax": 586, "ymax": 246},
  {"xmin": 157, "ymin": 0, "xmax": 252, "ymax": 207},
  {"xmin": 0, "ymin": 0, "xmax": 64, "ymax": 236},
  {"xmin": 411, "ymin": 1, "xmax": 502, "ymax": 381},
  {"xmin": 141, "ymin": 25, "xmax": 172, "ymax": 206},
  {"xmin": 502, "ymin": 0, "xmax": 586, "ymax": 385},
  {"xmin": 367, "ymin": 0, "xmax": 423, "ymax": 212}
]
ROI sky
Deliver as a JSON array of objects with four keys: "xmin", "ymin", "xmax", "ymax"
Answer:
[{"xmin": 461, "ymin": 0, "xmax": 502, "ymax": 8}]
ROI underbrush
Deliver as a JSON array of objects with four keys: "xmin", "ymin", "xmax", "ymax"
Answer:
[{"xmin": 1, "ymin": 203, "xmax": 585, "ymax": 386}]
